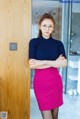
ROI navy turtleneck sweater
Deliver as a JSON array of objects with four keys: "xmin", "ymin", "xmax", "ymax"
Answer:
[{"xmin": 29, "ymin": 36, "xmax": 66, "ymax": 60}]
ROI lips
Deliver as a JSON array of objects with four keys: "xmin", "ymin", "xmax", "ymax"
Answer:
[{"xmin": 45, "ymin": 32, "xmax": 49, "ymax": 34}]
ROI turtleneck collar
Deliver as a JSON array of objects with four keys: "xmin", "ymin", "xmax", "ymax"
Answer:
[{"xmin": 40, "ymin": 36, "xmax": 52, "ymax": 40}]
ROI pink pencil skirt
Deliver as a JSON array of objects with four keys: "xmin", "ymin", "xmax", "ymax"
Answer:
[{"xmin": 33, "ymin": 67, "xmax": 63, "ymax": 111}]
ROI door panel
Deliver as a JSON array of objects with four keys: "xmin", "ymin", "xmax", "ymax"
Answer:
[{"xmin": 0, "ymin": 0, "xmax": 31, "ymax": 119}]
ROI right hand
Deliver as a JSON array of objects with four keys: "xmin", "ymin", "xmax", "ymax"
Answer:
[{"xmin": 56, "ymin": 54, "xmax": 65, "ymax": 61}]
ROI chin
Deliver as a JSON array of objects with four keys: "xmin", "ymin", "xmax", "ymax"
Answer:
[{"xmin": 44, "ymin": 34, "xmax": 50, "ymax": 37}]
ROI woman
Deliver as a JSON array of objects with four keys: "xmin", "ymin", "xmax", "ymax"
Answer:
[{"xmin": 29, "ymin": 13, "xmax": 67, "ymax": 119}]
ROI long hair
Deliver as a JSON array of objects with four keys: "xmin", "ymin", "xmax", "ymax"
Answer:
[{"xmin": 38, "ymin": 13, "xmax": 55, "ymax": 38}]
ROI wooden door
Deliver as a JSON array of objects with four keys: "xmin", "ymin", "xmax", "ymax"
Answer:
[{"xmin": 0, "ymin": 0, "xmax": 31, "ymax": 119}]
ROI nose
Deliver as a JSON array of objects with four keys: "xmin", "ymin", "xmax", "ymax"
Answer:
[{"xmin": 46, "ymin": 26, "xmax": 49, "ymax": 30}]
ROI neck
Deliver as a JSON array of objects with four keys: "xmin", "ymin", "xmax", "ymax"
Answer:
[{"xmin": 42, "ymin": 35, "xmax": 50, "ymax": 39}]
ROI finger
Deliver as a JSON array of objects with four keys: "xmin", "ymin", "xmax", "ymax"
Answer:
[
  {"xmin": 59, "ymin": 54, "xmax": 63, "ymax": 57},
  {"xmin": 29, "ymin": 59, "xmax": 35, "ymax": 62},
  {"xmin": 29, "ymin": 60, "xmax": 35, "ymax": 63}
]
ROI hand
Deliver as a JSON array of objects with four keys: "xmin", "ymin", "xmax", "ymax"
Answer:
[
  {"xmin": 29, "ymin": 59, "xmax": 38, "ymax": 68},
  {"xmin": 29, "ymin": 59, "xmax": 44, "ymax": 69},
  {"xmin": 56, "ymin": 54, "xmax": 65, "ymax": 61}
]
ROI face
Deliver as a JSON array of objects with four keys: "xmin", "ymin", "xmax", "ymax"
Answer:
[{"xmin": 39, "ymin": 18, "xmax": 55, "ymax": 39}]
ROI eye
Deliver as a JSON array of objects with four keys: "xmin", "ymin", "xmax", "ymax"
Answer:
[
  {"xmin": 42, "ymin": 25, "xmax": 47, "ymax": 27},
  {"xmin": 49, "ymin": 26, "xmax": 53, "ymax": 28},
  {"xmin": 41, "ymin": 24, "xmax": 53, "ymax": 29}
]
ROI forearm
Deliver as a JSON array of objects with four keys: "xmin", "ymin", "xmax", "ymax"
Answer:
[
  {"xmin": 45, "ymin": 59, "xmax": 67, "ymax": 68},
  {"xmin": 30, "ymin": 64, "xmax": 51, "ymax": 69},
  {"xmin": 29, "ymin": 58, "xmax": 67, "ymax": 69},
  {"xmin": 29, "ymin": 59, "xmax": 51, "ymax": 69}
]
